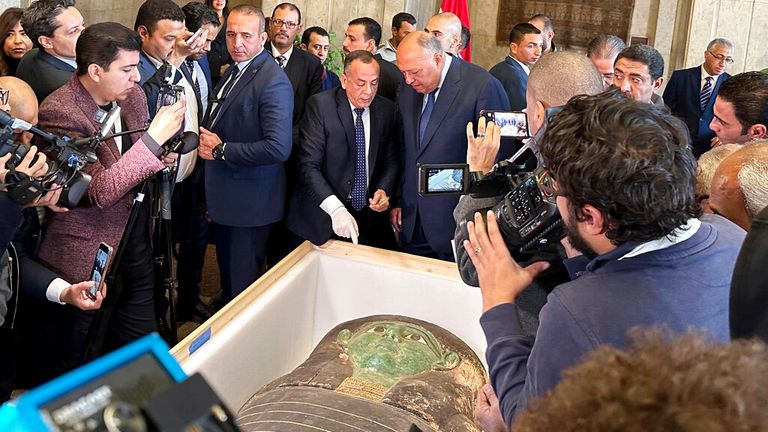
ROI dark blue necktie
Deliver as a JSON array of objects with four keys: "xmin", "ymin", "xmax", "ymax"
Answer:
[
  {"xmin": 185, "ymin": 60, "xmax": 201, "ymax": 97},
  {"xmin": 700, "ymin": 76, "xmax": 713, "ymax": 111},
  {"xmin": 204, "ymin": 65, "xmax": 241, "ymax": 128},
  {"xmin": 419, "ymin": 89, "xmax": 437, "ymax": 146},
  {"xmin": 351, "ymin": 108, "xmax": 366, "ymax": 211}
]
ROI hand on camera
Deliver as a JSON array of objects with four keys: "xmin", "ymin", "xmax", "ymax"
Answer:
[
  {"xmin": 465, "ymin": 211, "xmax": 550, "ymax": 312},
  {"xmin": 331, "ymin": 207, "xmax": 359, "ymax": 244},
  {"xmin": 147, "ymin": 100, "xmax": 186, "ymax": 145},
  {"xmin": 28, "ymin": 183, "xmax": 68, "ymax": 212},
  {"xmin": 60, "ymin": 281, "xmax": 105, "ymax": 311},
  {"xmin": 467, "ymin": 116, "xmax": 501, "ymax": 175},
  {"xmin": 15, "ymin": 145, "xmax": 48, "ymax": 178}
]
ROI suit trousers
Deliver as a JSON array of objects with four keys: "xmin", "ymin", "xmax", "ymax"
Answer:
[
  {"xmin": 214, "ymin": 223, "xmax": 273, "ymax": 302},
  {"xmin": 342, "ymin": 205, "xmax": 398, "ymax": 250},
  {"xmin": 401, "ymin": 209, "xmax": 455, "ymax": 262}
]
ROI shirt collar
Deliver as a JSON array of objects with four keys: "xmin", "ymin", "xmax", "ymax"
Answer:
[
  {"xmin": 348, "ymin": 99, "xmax": 368, "ymax": 115},
  {"xmin": 619, "ymin": 218, "xmax": 702, "ymax": 260},
  {"xmin": 271, "ymin": 44, "xmax": 293, "ymax": 63},
  {"xmin": 701, "ymin": 64, "xmax": 720, "ymax": 80},
  {"xmin": 52, "ymin": 54, "xmax": 77, "ymax": 69},
  {"xmin": 437, "ymin": 53, "xmax": 452, "ymax": 91},
  {"xmin": 142, "ymin": 51, "xmax": 164, "ymax": 69},
  {"xmin": 235, "ymin": 48, "xmax": 264, "ymax": 71},
  {"xmin": 508, "ymin": 55, "xmax": 530, "ymax": 75}
]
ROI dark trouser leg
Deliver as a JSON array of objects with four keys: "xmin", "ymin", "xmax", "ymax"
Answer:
[
  {"xmin": 214, "ymin": 223, "xmax": 273, "ymax": 302},
  {"xmin": 176, "ymin": 186, "xmax": 210, "ymax": 316}
]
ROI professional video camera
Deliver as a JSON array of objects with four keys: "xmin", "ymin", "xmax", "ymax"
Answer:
[
  {"xmin": 418, "ymin": 126, "xmax": 563, "ymax": 255},
  {"xmin": 0, "ymin": 108, "xmax": 120, "ymax": 208}
]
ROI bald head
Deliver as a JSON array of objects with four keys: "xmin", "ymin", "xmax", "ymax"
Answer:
[
  {"xmin": 710, "ymin": 140, "xmax": 768, "ymax": 229},
  {"xmin": 525, "ymin": 51, "xmax": 604, "ymax": 135},
  {"xmin": 426, "ymin": 12, "xmax": 461, "ymax": 55},
  {"xmin": 0, "ymin": 76, "xmax": 38, "ymax": 125}
]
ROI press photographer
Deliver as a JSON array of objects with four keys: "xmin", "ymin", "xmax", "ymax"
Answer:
[
  {"xmin": 464, "ymin": 88, "xmax": 745, "ymax": 428},
  {"xmin": 26, "ymin": 22, "xmax": 184, "ymax": 385}
]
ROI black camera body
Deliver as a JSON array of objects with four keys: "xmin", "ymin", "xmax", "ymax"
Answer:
[
  {"xmin": 0, "ymin": 111, "xmax": 96, "ymax": 208},
  {"xmin": 419, "ymin": 152, "xmax": 563, "ymax": 255}
]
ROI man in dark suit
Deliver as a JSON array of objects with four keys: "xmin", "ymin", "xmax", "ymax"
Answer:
[
  {"xmin": 17, "ymin": 0, "xmax": 84, "ymax": 103},
  {"xmin": 664, "ymin": 38, "xmax": 734, "ymax": 157},
  {"xmin": 392, "ymin": 32, "xmax": 509, "ymax": 261},
  {"xmin": 343, "ymin": 17, "xmax": 403, "ymax": 102},
  {"xmin": 287, "ymin": 50, "xmax": 399, "ymax": 248},
  {"xmin": 175, "ymin": 1, "xmax": 221, "ymax": 322},
  {"xmin": 197, "ymin": 5, "xmax": 293, "ymax": 303},
  {"xmin": 489, "ymin": 23, "xmax": 542, "ymax": 111},
  {"xmin": 266, "ymin": 3, "xmax": 323, "ymax": 136},
  {"xmin": 263, "ymin": 3, "xmax": 323, "ymax": 265}
]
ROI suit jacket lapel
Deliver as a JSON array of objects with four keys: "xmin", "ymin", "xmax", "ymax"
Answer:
[
  {"xmin": 368, "ymin": 98, "xmax": 383, "ymax": 173},
  {"xmin": 209, "ymin": 53, "xmax": 265, "ymax": 129},
  {"xmin": 419, "ymin": 58, "xmax": 460, "ymax": 156},
  {"xmin": 692, "ymin": 67, "xmax": 703, "ymax": 113},
  {"xmin": 335, "ymin": 89, "xmax": 356, "ymax": 158}
]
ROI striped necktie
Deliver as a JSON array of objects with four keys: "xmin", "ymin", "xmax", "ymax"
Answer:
[{"xmin": 700, "ymin": 76, "xmax": 713, "ymax": 111}]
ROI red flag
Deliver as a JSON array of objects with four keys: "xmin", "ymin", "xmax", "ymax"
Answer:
[{"xmin": 440, "ymin": 0, "xmax": 471, "ymax": 61}]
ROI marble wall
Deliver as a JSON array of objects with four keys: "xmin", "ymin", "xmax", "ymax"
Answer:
[
  {"xmin": 8, "ymin": 0, "xmax": 764, "ymax": 77},
  {"xmin": 686, "ymin": 0, "xmax": 768, "ymax": 74}
]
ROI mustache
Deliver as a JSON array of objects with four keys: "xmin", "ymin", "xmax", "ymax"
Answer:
[{"xmin": 277, "ymin": 31, "xmax": 289, "ymax": 38}]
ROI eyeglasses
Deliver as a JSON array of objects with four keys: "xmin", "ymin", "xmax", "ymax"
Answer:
[
  {"xmin": 536, "ymin": 168, "xmax": 558, "ymax": 198},
  {"xmin": 271, "ymin": 19, "xmax": 298, "ymax": 30},
  {"xmin": 706, "ymin": 50, "xmax": 734, "ymax": 64}
]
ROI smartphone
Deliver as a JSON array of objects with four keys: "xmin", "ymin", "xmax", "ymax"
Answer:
[
  {"xmin": 418, "ymin": 163, "xmax": 470, "ymax": 196},
  {"xmin": 480, "ymin": 110, "xmax": 530, "ymax": 139},
  {"xmin": 185, "ymin": 27, "xmax": 204, "ymax": 45},
  {"xmin": 88, "ymin": 243, "xmax": 113, "ymax": 300}
]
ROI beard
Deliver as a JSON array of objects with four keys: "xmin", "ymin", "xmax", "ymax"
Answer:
[{"xmin": 563, "ymin": 216, "xmax": 598, "ymax": 260}]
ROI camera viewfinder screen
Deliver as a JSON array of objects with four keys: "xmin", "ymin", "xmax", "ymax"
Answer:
[
  {"xmin": 427, "ymin": 168, "xmax": 464, "ymax": 193},
  {"xmin": 493, "ymin": 112, "xmax": 529, "ymax": 138}
]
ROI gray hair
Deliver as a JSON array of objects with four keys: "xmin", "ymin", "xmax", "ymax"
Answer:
[
  {"xmin": 739, "ymin": 158, "xmax": 768, "ymax": 217},
  {"xmin": 696, "ymin": 144, "xmax": 742, "ymax": 197},
  {"xmin": 587, "ymin": 34, "xmax": 626, "ymax": 60},
  {"xmin": 707, "ymin": 38, "xmax": 734, "ymax": 51},
  {"xmin": 411, "ymin": 31, "xmax": 444, "ymax": 56}
]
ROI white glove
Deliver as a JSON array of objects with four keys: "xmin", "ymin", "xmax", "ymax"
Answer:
[{"xmin": 330, "ymin": 207, "xmax": 359, "ymax": 244}]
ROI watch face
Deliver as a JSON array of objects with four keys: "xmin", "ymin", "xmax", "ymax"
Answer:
[{"xmin": 213, "ymin": 144, "xmax": 224, "ymax": 160}]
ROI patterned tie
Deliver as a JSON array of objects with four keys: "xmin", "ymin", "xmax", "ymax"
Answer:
[
  {"xmin": 205, "ymin": 65, "xmax": 242, "ymax": 128},
  {"xmin": 185, "ymin": 59, "xmax": 201, "ymax": 97},
  {"xmin": 276, "ymin": 55, "xmax": 286, "ymax": 68},
  {"xmin": 419, "ymin": 89, "xmax": 437, "ymax": 147},
  {"xmin": 700, "ymin": 76, "xmax": 713, "ymax": 111},
  {"xmin": 351, "ymin": 108, "xmax": 367, "ymax": 211}
]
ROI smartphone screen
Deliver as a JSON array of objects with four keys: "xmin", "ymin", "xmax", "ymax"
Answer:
[
  {"xmin": 481, "ymin": 111, "xmax": 530, "ymax": 138},
  {"xmin": 89, "ymin": 243, "xmax": 113, "ymax": 300}
]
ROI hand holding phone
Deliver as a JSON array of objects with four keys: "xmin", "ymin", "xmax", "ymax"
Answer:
[
  {"xmin": 480, "ymin": 110, "xmax": 530, "ymax": 139},
  {"xmin": 185, "ymin": 28, "xmax": 204, "ymax": 46},
  {"xmin": 88, "ymin": 243, "xmax": 113, "ymax": 300}
]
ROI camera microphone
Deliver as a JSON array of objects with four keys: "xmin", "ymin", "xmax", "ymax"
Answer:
[{"xmin": 164, "ymin": 131, "xmax": 199, "ymax": 155}]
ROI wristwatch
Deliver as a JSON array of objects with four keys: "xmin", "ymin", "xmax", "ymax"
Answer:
[{"xmin": 212, "ymin": 142, "xmax": 226, "ymax": 160}]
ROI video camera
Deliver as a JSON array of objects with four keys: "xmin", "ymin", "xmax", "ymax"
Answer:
[
  {"xmin": 0, "ymin": 108, "xmax": 117, "ymax": 208},
  {"xmin": 418, "ymin": 112, "xmax": 565, "ymax": 255}
]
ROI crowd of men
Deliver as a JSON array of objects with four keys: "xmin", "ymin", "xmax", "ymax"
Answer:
[{"xmin": 0, "ymin": 0, "xmax": 767, "ymax": 430}]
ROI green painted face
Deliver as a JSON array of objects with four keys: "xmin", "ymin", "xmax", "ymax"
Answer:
[{"xmin": 337, "ymin": 321, "xmax": 460, "ymax": 387}]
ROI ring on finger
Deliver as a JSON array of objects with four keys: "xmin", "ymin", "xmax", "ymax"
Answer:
[{"xmin": 474, "ymin": 247, "xmax": 482, "ymax": 255}]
